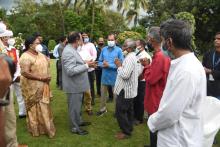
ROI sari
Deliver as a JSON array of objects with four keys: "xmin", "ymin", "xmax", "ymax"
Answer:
[{"xmin": 19, "ymin": 52, "xmax": 55, "ymax": 138}]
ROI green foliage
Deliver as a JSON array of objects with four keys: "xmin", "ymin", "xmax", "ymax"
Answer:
[
  {"xmin": 14, "ymin": 33, "xmax": 24, "ymax": 51},
  {"xmin": 48, "ymin": 40, "xmax": 57, "ymax": 51},
  {"xmin": 175, "ymin": 12, "xmax": 197, "ymax": 52},
  {"xmin": 139, "ymin": 0, "xmax": 220, "ymax": 54},
  {"xmin": 117, "ymin": 31, "xmax": 143, "ymax": 45},
  {"xmin": 130, "ymin": 26, "xmax": 146, "ymax": 39}
]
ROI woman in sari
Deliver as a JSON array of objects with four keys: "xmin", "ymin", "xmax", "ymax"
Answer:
[{"xmin": 19, "ymin": 36, "xmax": 55, "ymax": 138}]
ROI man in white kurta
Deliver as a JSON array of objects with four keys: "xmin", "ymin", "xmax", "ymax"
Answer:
[{"xmin": 147, "ymin": 19, "xmax": 207, "ymax": 147}]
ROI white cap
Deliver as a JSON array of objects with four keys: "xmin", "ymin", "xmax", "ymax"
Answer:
[
  {"xmin": 0, "ymin": 30, "xmax": 13, "ymax": 37},
  {"xmin": 0, "ymin": 22, "xmax": 6, "ymax": 34}
]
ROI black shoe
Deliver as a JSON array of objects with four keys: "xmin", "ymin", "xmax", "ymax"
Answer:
[
  {"xmin": 19, "ymin": 115, "xmax": 26, "ymax": 119},
  {"xmin": 96, "ymin": 109, "xmax": 107, "ymax": 116},
  {"xmin": 80, "ymin": 121, "xmax": 91, "ymax": 126},
  {"xmin": 71, "ymin": 128, "xmax": 88, "ymax": 135}
]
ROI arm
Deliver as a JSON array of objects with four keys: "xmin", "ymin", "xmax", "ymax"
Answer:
[
  {"xmin": 53, "ymin": 45, "xmax": 59, "ymax": 58},
  {"xmin": 145, "ymin": 57, "xmax": 165, "ymax": 85},
  {"xmin": 90, "ymin": 43, "xmax": 97, "ymax": 61},
  {"xmin": 148, "ymin": 71, "xmax": 194, "ymax": 133},
  {"xmin": 98, "ymin": 49, "xmax": 104, "ymax": 67},
  {"xmin": 108, "ymin": 49, "xmax": 124, "ymax": 69},
  {"xmin": 62, "ymin": 51, "xmax": 88, "ymax": 76},
  {"xmin": 117, "ymin": 57, "xmax": 134, "ymax": 80}
]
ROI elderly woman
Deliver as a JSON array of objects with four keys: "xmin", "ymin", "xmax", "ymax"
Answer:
[{"xmin": 19, "ymin": 36, "xmax": 55, "ymax": 138}]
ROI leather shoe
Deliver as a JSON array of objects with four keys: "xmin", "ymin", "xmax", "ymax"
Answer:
[
  {"xmin": 19, "ymin": 115, "xmax": 26, "ymax": 119},
  {"xmin": 80, "ymin": 121, "xmax": 91, "ymax": 126},
  {"xmin": 115, "ymin": 132, "xmax": 130, "ymax": 140},
  {"xmin": 71, "ymin": 128, "xmax": 88, "ymax": 135},
  {"xmin": 86, "ymin": 111, "xmax": 93, "ymax": 116}
]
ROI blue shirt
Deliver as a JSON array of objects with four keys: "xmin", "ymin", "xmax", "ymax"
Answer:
[{"xmin": 98, "ymin": 46, "xmax": 124, "ymax": 86}]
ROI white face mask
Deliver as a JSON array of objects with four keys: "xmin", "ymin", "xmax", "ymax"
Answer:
[
  {"xmin": 7, "ymin": 38, "xmax": 15, "ymax": 46},
  {"xmin": 107, "ymin": 41, "xmax": 115, "ymax": 47},
  {"xmin": 35, "ymin": 44, "xmax": 43, "ymax": 52}
]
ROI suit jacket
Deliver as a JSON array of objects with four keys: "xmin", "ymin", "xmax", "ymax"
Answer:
[{"xmin": 62, "ymin": 44, "xmax": 90, "ymax": 93}]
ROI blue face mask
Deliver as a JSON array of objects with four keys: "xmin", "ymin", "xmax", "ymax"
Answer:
[
  {"xmin": 162, "ymin": 41, "xmax": 175, "ymax": 59},
  {"xmin": 83, "ymin": 38, "xmax": 89, "ymax": 43}
]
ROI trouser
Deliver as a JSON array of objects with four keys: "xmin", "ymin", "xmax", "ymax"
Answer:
[
  {"xmin": 12, "ymin": 82, "xmax": 26, "ymax": 116},
  {"xmin": 148, "ymin": 113, "xmax": 157, "ymax": 147},
  {"xmin": 150, "ymin": 130, "xmax": 157, "ymax": 147},
  {"xmin": 84, "ymin": 90, "xmax": 92, "ymax": 111},
  {"xmin": 108, "ymin": 86, "xmax": 113, "ymax": 101},
  {"xmin": 56, "ymin": 60, "xmax": 59, "ymax": 86},
  {"xmin": 95, "ymin": 69, "xmax": 102, "ymax": 96},
  {"xmin": 4, "ymin": 86, "xmax": 18, "ymax": 147},
  {"xmin": 133, "ymin": 81, "xmax": 145, "ymax": 122},
  {"xmin": 116, "ymin": 90, "xmax": 133, "ymax": 136},
  {"xmin": 88, "ymin": 71, "xmax": 95, "ymax": 103},
  {"xmin": 100, "ymin": 84, "xmax": 116, "ymax": 111},
  {"xmin": 67, "ymin": 93, "xmax": 83, "ymax": 131}
]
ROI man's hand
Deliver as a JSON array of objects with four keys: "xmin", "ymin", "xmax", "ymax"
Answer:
[
  {"xmin": 204, "ymin": 67, "xmax": 212, "ymax": 74},
  {"xmin": 86, "ymin": 60, "xmax": 97, "ymax": 68},
  {"xmin": 14, "ymin": 76, "xmax": 20, "ymax": 82},
  {"xmin": 140, "ymin": 58, "xmax": 150, "ymax": 66},
  {"xmin": 114, "ymin": 58, "xmax": 122, "ymax": 68},
  {"xmin": 103, "ymin": 60, "xmax": 109, "ymax": 68}
]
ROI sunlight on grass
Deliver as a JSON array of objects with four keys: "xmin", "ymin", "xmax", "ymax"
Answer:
[{"xmin": 15, "ymin": 59, "xmax": 219, "ymax": 147}]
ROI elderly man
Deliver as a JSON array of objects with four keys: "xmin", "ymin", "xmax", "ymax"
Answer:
[
  {"xmin": 97, "ymin": 33, "xmax": 124, "ymax": 116},
  {"xmin": 141, "ymin": 27, "xmax": 170, "ymax": 147},
  {"xmin": 114, "ymin": 39, "xmax": 140, "ymax": 140},
  {"xmin": 147, "ymin": 19, "xmax": 206, "ymax": 147},
  {"xmin": 62, "ymin": 32, "xmax": 96, "ymax": 135}
]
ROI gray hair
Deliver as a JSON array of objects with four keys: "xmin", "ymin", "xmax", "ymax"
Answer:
[
  {"xmin": 124, "ymin": 38, "xmax": 136, "ymax": 51},
  {"xmin": 148, "ymin": 26, "xmax": 161, "ymax": 43}
]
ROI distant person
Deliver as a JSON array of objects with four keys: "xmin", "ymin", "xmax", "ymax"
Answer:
[
  {"xmin": 33, "ymin": 32, "xmax": 50, "ymax": 57},
  {"xmin": 147, "ymin": 19, "xmax": 206, "ymax": 147},
  {"xmin": 97, "ymin": 33, "xmax": 124, "ymax": 116},
  {"xmin": 203, "ymin": 32, "xmax": 220, "ymax": 100},
  {"xmin": 95, "ymin": 37, "xmax": 113, "ymax": 102},
  {"xmin": 20, "ymin": 36, "xmax": 55, "ymax": 138},
  {"xmin": 133, "ymin": 39, "xmax": 152, "ymax": 125},
  {"xmin": 62, "ymin": 32, "xmax": 96, "ymax": 135}
]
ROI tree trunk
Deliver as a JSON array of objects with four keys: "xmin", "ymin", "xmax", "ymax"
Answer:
[{"xmin": 91, "ymin": 0, "xmax": 95, "ymax": 39}]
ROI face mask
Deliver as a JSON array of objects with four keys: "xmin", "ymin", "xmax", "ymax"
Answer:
[
  {"xmin": 35, "ymin": 44, "xmax": 43, "ymax": 52},
  {"xmin": 83, "ymin": 38, "xmax": 89, "ymax": 43},
  {"xmin": 135, "ymin": 48, "xmax": 140, "ymax": 53},
  {"xmin": 98, "ymin": 43, "xmax": 104, "ymax": 46},
  {"xmin": 7, "ymin": 38, "xmax": 15, "ymax": 46},
  {"xmin": 162, "ymin": 41, "xmax": 175, "ymax": 59},
  {"xmin": 146, "ymin": 42, "xmax": 154, "ymax": 52},
  {"xmin": 107, "ymin": 41, "xmax": 115, "ymax": 47}
]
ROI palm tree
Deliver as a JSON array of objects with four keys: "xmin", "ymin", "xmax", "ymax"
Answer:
[
  {"xmin": 72, "ymin": 0, "xmax": 113, "ymax": 38},
  {"xmin": 117, "ymin": 0, "xmax": 148, "ymax": 27}
]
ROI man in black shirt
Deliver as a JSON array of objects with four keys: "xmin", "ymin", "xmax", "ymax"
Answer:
[{"xmin": 203, "ymin": 32, "xmax": 220, "ymax": 99}]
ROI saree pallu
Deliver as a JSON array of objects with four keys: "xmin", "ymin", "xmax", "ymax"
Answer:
[{"xmin": 20, "ymin": 52, "xmax": 55, "ymax": 138}]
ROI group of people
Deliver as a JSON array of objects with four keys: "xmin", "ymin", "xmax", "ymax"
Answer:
[{"xmin": 0, "ymin": 18, "xmax": 220, "ymax": 147}]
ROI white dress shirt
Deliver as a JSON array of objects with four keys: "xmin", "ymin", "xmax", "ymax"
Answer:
[{"xmin": 148, "ymin": 53, "xmax": 206, "ymax": 147}]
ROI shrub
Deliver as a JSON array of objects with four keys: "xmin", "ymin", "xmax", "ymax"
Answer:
[
  {"xmin": 48, "ymin": 39, "xmax": 57, "ymax": 51},
  {"xmin": 117, "ymin": 31, "xmax": 143, "ymax": 45}
]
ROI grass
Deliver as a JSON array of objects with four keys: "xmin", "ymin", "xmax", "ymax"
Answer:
[{"xmin": 15, "ymin": 59, "xmax": 220, "ymax": 147}]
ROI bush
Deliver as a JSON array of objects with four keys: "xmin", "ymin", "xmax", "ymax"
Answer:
[
  {"xmin": 117, "ymin": 31, "xmax": 143, "ymax": 45},
  {"xmin": 48, "ymin": 39, "xmax": 57, "ymax": 51},
  {"xmin": 175, "ymin": 12, "xmax": 197, "ymax": 53}
]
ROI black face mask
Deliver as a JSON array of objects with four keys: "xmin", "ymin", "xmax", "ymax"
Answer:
[
  {"xmin": 146, "ymin": 42, "xmax": 154, "ymax": 52},
  {"xmin": 98, "ymin": 43, "xmax": 104, "ymax": 46}
]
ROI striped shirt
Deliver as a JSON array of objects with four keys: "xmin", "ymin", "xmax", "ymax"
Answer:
[{"xmin": 114, "ymin": 52, "xmax": 140, "ymax": 99}]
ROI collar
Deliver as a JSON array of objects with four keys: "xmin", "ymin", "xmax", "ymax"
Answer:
[{"xmin": 171, "ymin": 52, "xmax": 193, "ymax": 65}]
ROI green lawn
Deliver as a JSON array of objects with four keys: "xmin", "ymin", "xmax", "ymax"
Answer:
[{"xmin": 15, "ymin": 59, "xmax": 220, "ymax": 147}]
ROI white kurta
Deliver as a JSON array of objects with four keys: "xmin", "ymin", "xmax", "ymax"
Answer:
[{"xmin": 148, "ymin": 53, "xmax": 206, "ymax": 147}]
